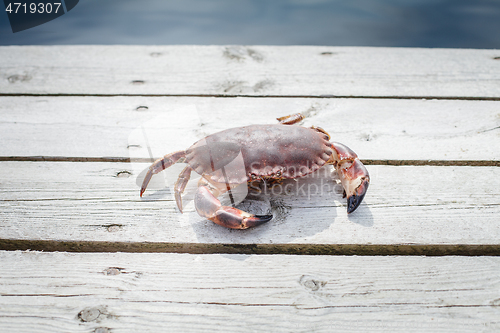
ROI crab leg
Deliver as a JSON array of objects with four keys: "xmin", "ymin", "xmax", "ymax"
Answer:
[
  {"xmin": 277, "ymin": 113, "xmax": 305, "ymax": 125},
  {"xmin": 174, "ymin": 165, "xmax": 193, "ymax": 213},
  {"xmin": 329, "ymin": 142, "xmax": 370, "ymax": 213},
  {"xmin": 195, "ymin": 180, "xmax": 273, "ymax": 229},
  {"xmin": 140, "ymin": 150, "xmax": 186, "ymax": 197}
]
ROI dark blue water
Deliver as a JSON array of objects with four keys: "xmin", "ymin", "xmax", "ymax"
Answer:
[{"xmin": 1, "ymin": 0, "xmax": 499, "ymax": 48}]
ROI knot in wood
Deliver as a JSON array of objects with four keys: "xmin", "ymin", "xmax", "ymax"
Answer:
[
  {"xmin": 107, "ymin": 225, "xmax": 121, "ymax": 233},
  {"xmin": 94, "ymin": 328, "xmax": 110, "ymax": 333},
  {"xmin": 104, "ymin": 267, "xmax": 123, "ymax": 275},
  {"xmin": 78, "ymin": 307, "xmax": 101, "ymax": 322},
  {"xmin": 8, "ymin": 74, "xmax": 31, "ymax": 83},
  {"xmin": 116, "ymin": 170, "xmax": 132, "ymax": 178},
  {"xmin": 300, "ymin": 275, "xmax": 327, "ymax": 291}
]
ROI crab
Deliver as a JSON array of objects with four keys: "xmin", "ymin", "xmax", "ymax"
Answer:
[{"xmin": 140, "ymin": 113, "xmax": 370, "ymax": 229}]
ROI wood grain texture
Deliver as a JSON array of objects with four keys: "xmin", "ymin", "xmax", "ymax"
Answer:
[
  {"xmin": 1, "ymin": 162, "xmax": 498, "ymax": 247},
  {"xmin": 2, "ymin": 45, "xmax": 499, "ymax": 332},
  {"xmin": 1, "ymin": 46, "xmax": 500, "ymax": 98},
  {"xmin": 0, "ymin": 96, "xmax": 499, "ymax": 161},
  {"xmin": 0, "ymin": 251, "xmax": 499, "ymax": 333}
]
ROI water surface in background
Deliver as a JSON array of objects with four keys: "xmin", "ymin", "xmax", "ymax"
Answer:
[{"xmin": 1, "ymin": 0, "xmax": 499, "ymax": 48}]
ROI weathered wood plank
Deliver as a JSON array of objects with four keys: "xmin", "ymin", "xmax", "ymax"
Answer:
[
  {"xmin": 0, "ymin": 251, "xmax": 499, "ymax": 332},
  {"xmin": 1, "ymin": 162, "xmax": 498, "ymax": 249},
  {"xmin": 1, "ymin": 46, "xmax": 499, "ymax": 98},
  {"xmin": 0, "ymin": 96, "xmax": 499, "ymax": 161}
]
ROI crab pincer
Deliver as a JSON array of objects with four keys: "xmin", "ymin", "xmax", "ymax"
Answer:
[
  {"xmin": 195, "ymin": 185, "xmax": 273, "ymax": 229},
  {"xmin": 330, "ymin": 142, "xmax": 370, "ymax": 213}
]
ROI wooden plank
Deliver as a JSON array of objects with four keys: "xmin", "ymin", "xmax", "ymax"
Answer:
[
  {"xmin": 0, "ymin": 251, "xmax": 499, "ymax": 332},
  {"xmin": 1, "ymin": 46, "xmax": 500, "ymax": 98},
  {"xmin": 0, "ymin": 96, "xmax": 499, "ymax": 161},
  {"xmin": 1, "ymin": 162, "xmax": 499, "ymax": 249}
]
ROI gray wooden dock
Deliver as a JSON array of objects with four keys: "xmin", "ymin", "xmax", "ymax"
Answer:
[{"xmin": 1, "ymin": 45, "xmax": 499, "ymax": 332}]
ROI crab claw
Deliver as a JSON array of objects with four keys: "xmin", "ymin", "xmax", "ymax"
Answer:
[
  {"xmin": 346, "ymin": 174, "xmax": 369, "ymax": 213},
  {"xmin": 331, "ymin": 142, "xmax": 370, "ymax": 214},
  {"xmin": 195, "ymin": 185, "xmax": 272, "ymax": 229},
  {"xmin": 212, "ymin": 207, "xmax": 273, "ymax": 229}
]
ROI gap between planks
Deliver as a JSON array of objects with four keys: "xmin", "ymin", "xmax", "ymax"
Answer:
[
  {"xmin": 0, "ymin": 156, "xmax": 498, "ymax": 166},
  {"xmin": 0, "ymin": 240, "xmax": 499, "ymax": 256},
  {"xmin": 1, "ymin": 93, "xmax": 500, "ymax": 101}
]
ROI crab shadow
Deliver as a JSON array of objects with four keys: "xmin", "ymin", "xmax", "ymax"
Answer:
[
  {"xmin": 187, "ymin": 167, "xmax": 374, "ymax": 243},
  {"xmin": 348, "ymin": 205, "xmax": 374, "ymax": 227}
]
